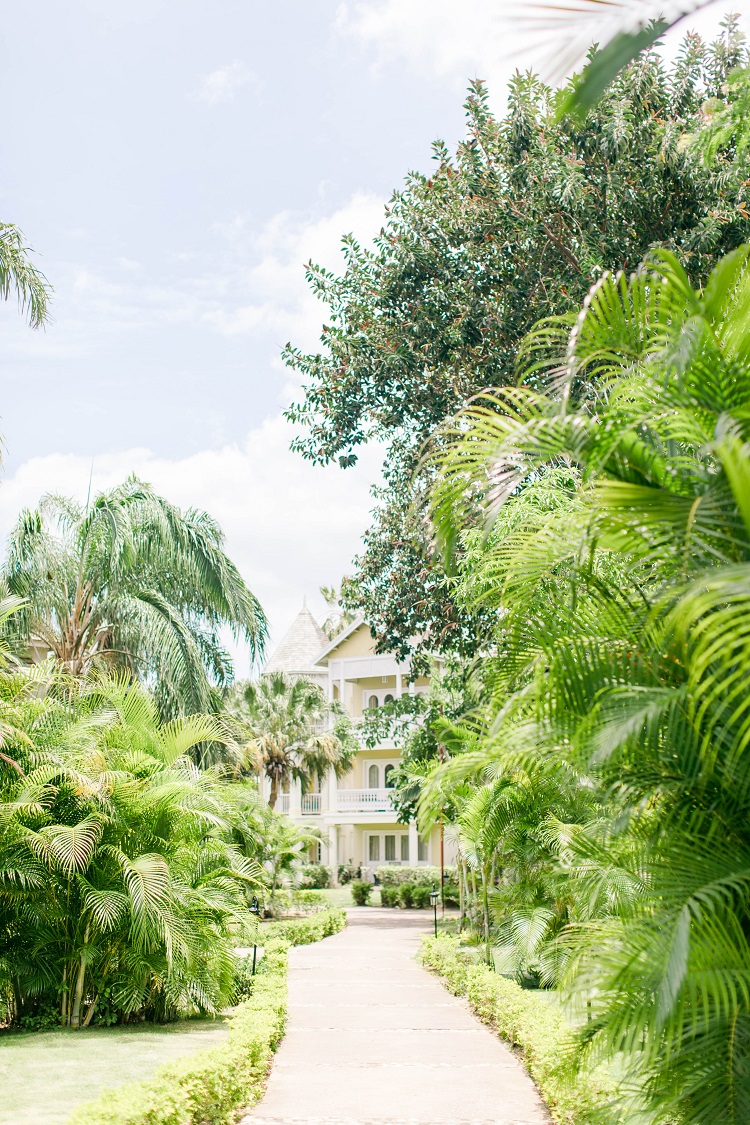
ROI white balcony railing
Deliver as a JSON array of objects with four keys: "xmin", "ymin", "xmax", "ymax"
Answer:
[
  {"xmin": 337, "ymin": 788, "xmax": 394, "ymax": 813},
  {"xmin": 277, "ymin": 793, "xmax": 290, "ymax": 814},
  {"xmin": 301, "ymin": 793, "xmax": 321, "ymax": 815}
]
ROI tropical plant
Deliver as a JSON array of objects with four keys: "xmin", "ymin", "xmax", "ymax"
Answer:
[
  {"xmin": 0, "ymin": 670, "xmax": 262, "ymax": 1029},
  {"xmin": 428, "ymin": 242, "xmax": 750, "ymax": 1122},
  {"xmin": 2, "ymin": 476, "xmax": 267, "ymax": 718},
  {"xmin": 221, "ymin": 781, "xmax": 322, "ymax": 912},
  {"xmin": 0, "ymin": 222, "xmax": 52, "ymax": 328},
  {"xmin": 286, "ymin": 38, "xmax": 750, "ymax": 665},
  {"xmin": 226, "ymin": 671, "xmax": 355, "ymax": 809}
]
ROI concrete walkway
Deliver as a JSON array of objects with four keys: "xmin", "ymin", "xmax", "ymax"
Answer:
[{"xmin": 242, "ymin": 907, "xmax": 550, "ymax": 1125}]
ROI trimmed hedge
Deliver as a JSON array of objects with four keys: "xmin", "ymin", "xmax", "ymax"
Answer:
[
  {"xmin": 263, "ymin": 907, "xmax": 346, "ymax": 944},
  {"xmin": 376, "ymin": 865, "xmax": 459, "ymax": 905},
  {"xmin": 68, "ymin": 909, "xmax": 346, "ymax": 1125},
  {"xmin": 420, "ymin": 935, "xmax": 618, "ymax": 1125}
]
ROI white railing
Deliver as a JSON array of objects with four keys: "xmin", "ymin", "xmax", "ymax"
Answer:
[
  {"xmin": 277, "ymin": 793, "xmax": 290, "ymax": 814},
  {"xmin": 336, "ymin": 788, "xmax": 394, "ymax": 813},
  {"xmin": 301, "ymin": 793, "xmax": 321, "ymax": 815}
]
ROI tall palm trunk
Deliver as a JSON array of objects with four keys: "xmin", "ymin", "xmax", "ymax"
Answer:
[
  {"xmin": 70, "ymin": 925, "xmax": 89, "ymax": 1029},
  {"xmin": 269, "ymin": 776, "xmax": 279, "ymax": 809}
]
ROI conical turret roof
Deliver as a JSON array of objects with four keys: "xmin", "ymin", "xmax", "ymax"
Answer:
[{"xmin": 264, "ymin": 602, "xmax": 328, "ymax": 678}]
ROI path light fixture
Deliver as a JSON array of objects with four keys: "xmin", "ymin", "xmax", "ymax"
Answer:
[
  {"xmin": 430, "ymin": 887, "xmax": 439, "ymax": 938},
  {"xmin": 249, "ymin": 895, "xmax": 261, "ymax": 974}
]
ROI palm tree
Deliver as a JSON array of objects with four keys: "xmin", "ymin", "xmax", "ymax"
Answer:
[
  {"xmin": 0, "ymin": 671, "xmax": 261, "ymax": 1028},
  {"xmin": 227, "ymin": 671, "xmax": 355, "ymax": 808},
  {"xmin": 2, "ymin": 476, "xmax": 267, "ymax": 717},
  {"xmin": 528, "ymin": 0, "xmax": 728, "ymax": 115},
  {"xmin": 0, "ymin": 222, "xmax": 52, "ymax": 328},
  {"xmin": 430, "ymin": 242, "xmax": 750, "ymax": 1122}
]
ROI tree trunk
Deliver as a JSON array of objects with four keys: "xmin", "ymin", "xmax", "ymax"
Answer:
[
  {"xmin": 268, "ymin": 775, "xmax": 279, "ymax": 809},
  {"xmin": 482, "ymin": 864, "xmax": 492, "ymax": 967},
  {"xmin": 70, "ymin": 926, "xmax": 89, "ymax": 1029}
]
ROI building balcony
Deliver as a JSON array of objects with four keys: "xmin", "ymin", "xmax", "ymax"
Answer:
[
  {"xmin": 301, "ymin": 793, "xmax": 321, "ymax": 815},
  {"xmin": 277, "ymin": 793, "xmax": 290, "ymax": 814},
  {"xmin": 336, "ymin": 788, "xmax": 394, "ymax": 814}
]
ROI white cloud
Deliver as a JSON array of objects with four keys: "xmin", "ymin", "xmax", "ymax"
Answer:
[
  {"xmin": 204, "ymin": 190, "xmax": 386, "ymax": 357},
  {"xmin": 0, "ymin": 415, "xmax": 382, "ymax": 676},
  {"xmin": 194, "ymin": 60, "xmax": 258, "ymax": 106}
]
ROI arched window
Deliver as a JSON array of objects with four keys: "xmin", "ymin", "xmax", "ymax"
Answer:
[
  {"xmin": 368, "ymin": 694, "xmax": 379, "ymax": 709},
  {"xmin": 384, "ymin": 693, "xmax": 394, "ymax": 704},
  {"xmin": 368, "ymin": 763, "xmax": 379, "ymax": 788},
  {"xmin": 384, "ymin": 764, "xmax": 395, "ymax": 788}
]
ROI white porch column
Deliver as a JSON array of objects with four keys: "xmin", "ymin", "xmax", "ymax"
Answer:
[
  {"xmin": 408, "ymin": 820, "xmax": 419, "ymax": 866},
  {"xmin": 289, "ymin": 777, "xmax": 302, "ymax": 819},
  {"xmin": 395, "ymin": 669, "xmax": 403, "ymax": 697},
  {"xmin": 327, "ymin": 825, "xmax": 338, "ymax": 880},
  {"xmin": 326, "ymin": 766, "xmax": 338, "ymax": 815}
]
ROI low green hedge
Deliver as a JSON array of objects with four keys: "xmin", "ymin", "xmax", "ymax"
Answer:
[
  {"xmin": 263, "ymin": 907, "xmax": 346, "ymax": 943},
  {"xmin": 68, "ymin": 909, "xmax": 346, "ymax": 1125},
  {"xmin": 420, "ymin": 935, "xmax": 617, "ymax": 1125}
]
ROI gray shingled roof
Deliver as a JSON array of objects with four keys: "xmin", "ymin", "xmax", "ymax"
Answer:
[{"xmin": 264, "ymin": 603, "xmax": 328, "ymax": 676}]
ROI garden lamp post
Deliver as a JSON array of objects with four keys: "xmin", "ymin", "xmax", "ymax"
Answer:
[
  {"xmin": 249, "ymin": 895, "xmax": 261, "ymax": 974},
  {"xmin": 430, "ymin": 887, "xmax": 439, "ymax": 938}
]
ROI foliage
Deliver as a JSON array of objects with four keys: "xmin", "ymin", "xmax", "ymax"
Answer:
[
  {"xmin": 220, "ymin": 783, "xmax": 320, "ymax": 914},
  {"xmin": 262, "ymin": 907, "xmax": 346, "ymax": 945},
  {"xmin": 319, "ymin": 583, "xmax": 355, "ymax": 640},
  {"xmin": 0, "ymin": 221, "xmax": 52, "ymax": 328},
  {"xmin": 420, "ymin": 935, "xmax": 617, "ymax": 1125},
  {"xmin": 0, "ymin": 669, "xmax": 262, "ymax": 1029},
  {"xmin": 337, "ymin": 863, "xmax": 358, "ymax": 884},
  {"xmin": 286, "ymin": 40, "xmax": 750, "ymax": 662},
  {"xmin": 3, "ymin": 477, "xmax": 266, "ymax": 719},
  {"xmin": 350, "ymin": 880, "xmax": 372, "ymax": 906},
  {"xmin": 428, "ymin": 241, "xmax": 750, "ymax": 1121},
  {"xmin": 225, "ymin": 671, "xmax": 355, "ymax": 808},
  {"xmin": 297, "ymin": 862, "xmax": 331, "ymax": 889},
  {"xmin": 66, "ymin": 913, "xmax": 345, "ymax": 1124},
  {"xmin": 379, "ymin": 885, "xmax": 399, "ymax": 907}
]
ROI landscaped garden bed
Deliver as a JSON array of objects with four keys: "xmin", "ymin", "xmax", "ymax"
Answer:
[{"xmin": 420, "ymin": 934, "xmax": 617, "ymax": 1125}]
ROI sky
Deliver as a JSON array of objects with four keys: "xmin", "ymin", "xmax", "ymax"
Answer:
[{"xmin": 0, "ymin": 0, "xmax": 738, "ymax": 671}]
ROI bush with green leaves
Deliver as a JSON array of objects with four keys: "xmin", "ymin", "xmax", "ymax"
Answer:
[
  {"xmin": 398, "ymin": 883, "xmax": 415, "ymax": 909},
  {"xmin": 427, "ymin": 242, "xmax": 750, "ymax": 1119},
  {"xmin": 337, "ymin": 863, "xmax": 358, "ymax": 884},
  {"xmin": 420, "ymin": 935, "xmax": 616, "ymax": 1125},
  {"xmin": 379, "ymin": 885, "xmax": 399, "ymax": 907},
  {"xmin": 67, "ymin": 913, "xmax": 347, "ymax": 1125},
  {"xmin": 297, "ymin": 863, "xmax": 332, "ymax": 889},
  {"xmin": 350, "ymin": 881, "xmax": 373, "ymax": 906},
  {"xmin": 0, "ymin": 668, "xmax": 262, "ymax": 1029}
]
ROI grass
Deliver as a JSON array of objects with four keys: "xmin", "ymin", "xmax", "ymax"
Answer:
[
  {"xmin": 0, "ymin": 1020, "xmax": 230, "ymax": 1125},
  {"xmin": 316, "ymin": 886, "xmax": 357, "ymax": 908}
]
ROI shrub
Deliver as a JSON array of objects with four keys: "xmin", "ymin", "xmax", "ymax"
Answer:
[
  {"xmin": 263, "ymin": 908, "xmax": 346, "ymax": 944},
  {"xmin": 298, "ymin": 863, "xmax": 331, "ymax": 889},
  {"xmin": 375, "ymin": 865, "xmax": 459, "ymax": 904},
  {"xmin": 411, "ymin": 884, "xmax": 431, "ymax": 909},
  {"xmin": 69, "ymin": 910, "xmax": 347, "ymax": 1125},
  {"xmin": 337, "ymin": 863, "xmax": 358, "ymax": 884},
  {"xmin": 420, "ymin": 935, "xmax": 618, "ymax": 1125},
  {"xmin": 379, "ymin": 885, "xmax": 399, "ymax": 907},
  {"xmin": 350, "ymin": 881, "xmax": 373, "ymax": 906},
  {"xmin": 398, "ymin": 882, "xmax": 415, "ymax": 908}
]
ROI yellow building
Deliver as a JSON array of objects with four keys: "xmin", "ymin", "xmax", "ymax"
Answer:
[{"xmin": 262, "ymin": 605, "xmax": 447, "ymax": 879}]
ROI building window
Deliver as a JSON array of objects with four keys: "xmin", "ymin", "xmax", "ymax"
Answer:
[
  {"xmin": 400, "ymin": 835, "xmax": 409, "ymax": 862},
  {"xmin": 384, "ymin": 693, "xmax": 394, "ymax": 704},
  {"xmin": 368, "ymin": 694, "xmax": 379, "ymax": 709},
  {"xmin": 384, "ymin": 835, "xmax": 396, "ymax": 862},
  {"xmin": 384, "ymin": 764, "xmax": 395, "ymax": 788},
  {"xmin": 368, "ymin": 763, "xmax": 379, "ymax": 788},
  {"xmin": 418, "ymin": 837, "xmax": 428, "ymax": 862},
  {"xmin": 369, "ymin": 835, "xmax": 380, "ymax": 862}
]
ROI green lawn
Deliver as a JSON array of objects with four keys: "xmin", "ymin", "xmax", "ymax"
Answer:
[
  {"xmin": 316, "ymin": 886, "xmax": 357, "ymax": 908},
  {"xmin": 0, "ymin": 1019, "xmax": 229, "ymax": 1125}
]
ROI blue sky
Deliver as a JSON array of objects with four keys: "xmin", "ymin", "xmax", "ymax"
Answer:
[{"xmin": 0, "ymin": 0, "xmax": 736, "ymax": 667}]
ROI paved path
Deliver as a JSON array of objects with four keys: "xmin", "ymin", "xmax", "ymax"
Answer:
[{"xmin": 242, "ymin": 907, "xmax": 550, "ymax": 1125}]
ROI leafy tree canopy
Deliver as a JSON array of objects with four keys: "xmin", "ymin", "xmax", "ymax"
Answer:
[
  {"xmin": 2, "ymin": 476, "xmax": 267, "ymax": 718},
  {"xmin": 286, "ymin": 27, "xmax": 750, "ymax": 662}
]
